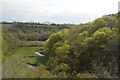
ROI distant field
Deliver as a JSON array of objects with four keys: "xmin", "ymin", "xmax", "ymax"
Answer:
[{"xmin": 1, "ymin": 24, "xmax": 13, "ymax": 31}]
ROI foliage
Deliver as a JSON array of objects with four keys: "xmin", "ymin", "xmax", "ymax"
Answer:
[
  {"xmin": 45, "ymin": 13, "xmax": 118, "ymax": 78},
  {"xmin": 2, "ymin": 13, "xmax": 118, "ymax": 78},
  {"xmin": 9, "ymin": 23, "xmax": 70, "ymax": 41}
]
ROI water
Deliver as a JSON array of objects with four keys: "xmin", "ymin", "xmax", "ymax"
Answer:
[
  {"xmin": 26, "ymin": 63, "xmax": 37, "ymax": 68},
  {"xmin": 27, "ymin": 52, "xmax": 44, "ymax": 68},
  {"xmin": 34, "ymin": 52, "xmax": 44, "ymax": 56}
]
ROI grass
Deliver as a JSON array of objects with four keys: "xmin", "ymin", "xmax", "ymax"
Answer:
[
  {"xmin": 13, "ymin": 47, "xmax": 40, "ymax": 56},
  {"xmin": 12, "ymin": 47, "xmax": 48, "ymax": 65},
  {"xmin": 1, "ymin": 24, "xmax": 13, "ymax": 32}
]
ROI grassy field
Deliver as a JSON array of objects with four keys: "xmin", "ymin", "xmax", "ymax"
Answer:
[
  {"xmin": 2, "ymin": 47, "xmax": 48, "ymax": 78},
  {"xmin": 1, "ymin": 24, "xmax": 13, "ymax": 32},
  {"xmin": 11, "ymin": 47, "xmax": 48, "ymax": 65}
]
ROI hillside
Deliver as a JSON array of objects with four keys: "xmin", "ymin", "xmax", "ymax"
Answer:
[
  {"xmin": 2, "ymin": 13, "xmax": 119, "ymax": 78},
  {"xmin": 45, "ymin": 13, "xmax": 119, "ymax": 78}
]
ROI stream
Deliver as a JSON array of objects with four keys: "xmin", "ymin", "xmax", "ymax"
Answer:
[
  {"xmin": 34, "ymin": 52, "xmax": 44, "ymax": 56},
  {"xmin": 26, "ymin": 63, "xmax": 37, "ymax": 68},
  {"xmin": 26, "ymin": 51, "xmax": 44, "ymax": 68}
]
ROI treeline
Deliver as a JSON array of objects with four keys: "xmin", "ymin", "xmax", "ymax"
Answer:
[
  {"xmin": 45, "ymin": 13, "xmax": 119, "ymax": 78},
  {"xmin": 8, "ymin": 23, "xmax": 71, "ymax": 41},
  {"xmin": 1, "ymin": 21, "xmax": 75, "ymax": 26}
]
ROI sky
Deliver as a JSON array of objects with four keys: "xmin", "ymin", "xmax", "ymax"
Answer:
[{"xmin": 0, "ymin": 0, "xmax": 119, "ymax": 24}]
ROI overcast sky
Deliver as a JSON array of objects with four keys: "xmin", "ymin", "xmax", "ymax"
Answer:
[{"xmin": 0, "ymin": 0, "xmax": 119, "ymax": 24}]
